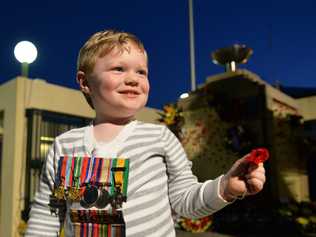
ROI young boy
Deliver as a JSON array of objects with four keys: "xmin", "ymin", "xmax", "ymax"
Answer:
[{"xmin": 26, "ymin": 30, "xmax": 266, "ymax": 237}]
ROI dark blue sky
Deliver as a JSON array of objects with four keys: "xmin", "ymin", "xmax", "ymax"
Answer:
[{"xmin": 1, "ymin": 1, "xmax": 316, "ymax": 109}]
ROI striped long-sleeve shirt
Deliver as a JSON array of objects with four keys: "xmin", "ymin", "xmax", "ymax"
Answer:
[{"xmin": 26, "ymin": 120, "xmax": 230, "ymax": 237}]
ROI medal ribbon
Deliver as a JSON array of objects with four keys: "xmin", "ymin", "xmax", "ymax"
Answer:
[
  {"xmin": 92, "ymin": 223, "xmax": 98, "ymax": 237},
  {"xmin": 77, "ymin": 223, "xmax": 124, "ymax": 237},
  {"xmin": 74, "ymin": 157, "xmax": 83, "ymax": 188},
  {"xmin": 68, "ymin": 157, "xmax": 75, "ymax": 188},
  {"xmin": 110, "ymin": 159, "xmax": 117, "ymax": 195},
  {"xmin": 122, "ymin": 159, "xmax": 129, "ymax": 196},
  {"xmin": 74, "ymin": 223, "xmax": 80, "ymax": 237},
  {"xmin": 99, "ymin": 159, "xmax": 112, "ymax": 193},
  {"xmin": 111, "ymin": 159, "xmax": 129, "ymax": 197},
  {"xmin": 72, "ymin": 209, "xmax": 126, "ymax": 236},
  {"xmin": 90, "ymin": 158, "xmax": 100, "ymax": 185},
  {"xmin": 101, "ymin": 224, "xmax": 107, "ymax": 236},
  {"xmin": 96, "ymin": 158, "xmax": 103, "ymax": 185},
  {"xmin": 85, "ymin": 156, "xmax": 95, "ymax": 184},
  {"xmin": 55, "ymin": 156, "xmax": 64, "ymax": 186},
  {"xmin": 60, "ymin": 156, "xmax": 68, "ymax": 187},
  {"xmin": 81, "ymin": 157, "xmax": 90, "ymax": 185},
  {"xmin": 81, "ymin": 222, "xmax": 88, "ymax": 237},
  {"xmin": 65, "ymin": 156, "xmax": 73, "ymax": 188},
  {"xmin": 115, "ymin": 160, "xmax": 123, "ymax": 187}
]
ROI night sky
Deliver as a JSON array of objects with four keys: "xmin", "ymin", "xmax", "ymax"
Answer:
[{"xmin": 1, "ymin": 1, "xmax": 316, "ymax": 109}]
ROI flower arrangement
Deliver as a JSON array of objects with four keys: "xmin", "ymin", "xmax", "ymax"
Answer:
[
  {"xmin": 278, "ymin": 201, "xmax": 316, "ymax": 234},
  {"xmin": 178, "ymin": 216, "xmax": 213, "ymax": 233},
  {"xmin": 158, "ymin": 104, "xmax": 179, "ymax": 125},
  {"xmin": 158, "ymin": 105, "xmax": 214, "ymax": 233},
  {"xmin": 18, "ymin": 220, "xmax": 27, "ymax": 235},
  {"xmin": 158, "ymin": 104, "xmax": 183, "ymax": 138}
]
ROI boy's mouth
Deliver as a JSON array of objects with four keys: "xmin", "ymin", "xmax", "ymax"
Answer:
[
  {"xmin": 119, "ymin": 90, "xmax": 140, "ymax": 95},
  {"xmin": 118, "ymin": 90, "xmax": 140, "ymax": 98}
]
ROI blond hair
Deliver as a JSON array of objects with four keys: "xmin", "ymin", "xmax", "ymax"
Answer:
[{"xmin": 77, "ymin": 29, "xmax": 146, "ymax": 109}]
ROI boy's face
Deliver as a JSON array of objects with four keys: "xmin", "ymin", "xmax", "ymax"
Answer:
[{"xmin": 80, "ymin": 42, "xmax": 149, "ymax": 121}]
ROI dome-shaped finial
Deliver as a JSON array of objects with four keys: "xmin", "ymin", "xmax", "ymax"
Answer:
[{"xmin": 211, "ymin": 44, "xmax": 253, "ymax": 72}]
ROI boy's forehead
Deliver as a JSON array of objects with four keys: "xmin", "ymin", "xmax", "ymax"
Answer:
[
  {"xmin": 99, "ymin": 41, "xmax": 146, "ymax": 57},
  {"xmin": 97, "ymin": 43, "xmax": 148, "ymax": 66}
]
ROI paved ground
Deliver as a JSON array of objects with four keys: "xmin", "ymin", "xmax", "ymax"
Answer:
[
  {"xmin": 176, "ymin": 230, "xmax": 233, "ymax": 237},
  {"xmin": 176, "ymin": 229, "xmax": 310, "ymax": 237}
]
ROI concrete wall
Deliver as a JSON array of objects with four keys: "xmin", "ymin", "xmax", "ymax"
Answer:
[
  {"xmin": 0, "ymin": 78, "xmax": 26, "ymax": 237},
  {"xmin": 24, "ymin": 77, "xmax": 95, "ymax": 118},
  {"xmin": 265, "ymin": 84, "xmax": 301, "ymax": 113},
  {"xmin": 296, "ymin": 96, "xmax": 316, "ymax": 121},
  {"xmin": 265, "ymin": 84, "xmax": 309, "ymax": 202}
]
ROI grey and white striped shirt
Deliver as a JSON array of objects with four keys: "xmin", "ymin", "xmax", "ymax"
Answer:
[{"xmin": 26, "ymin": 120, "xmax": 229, "ymax": 237}]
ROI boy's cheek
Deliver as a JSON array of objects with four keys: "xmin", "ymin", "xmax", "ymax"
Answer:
[{"xmin": 144, "ymin": 81, "xmax": 150, "ymax": 93}]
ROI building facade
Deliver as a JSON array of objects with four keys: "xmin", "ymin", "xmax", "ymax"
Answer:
[{"xmin": 177, "ymin": 69, "xmax": 316, "ymax": 204}]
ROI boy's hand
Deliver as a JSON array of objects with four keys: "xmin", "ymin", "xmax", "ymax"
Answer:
[{"xmin": 220, "ymin": 154, "xmax": 266, "ymax": 202}]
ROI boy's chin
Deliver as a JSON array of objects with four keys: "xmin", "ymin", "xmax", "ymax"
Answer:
[
  {"xmin": 110, "ymin": 107, "xmax": 140, "ymax": 119},
  {"xmin": 121, "ymin": 103, "xmax": 146, "ymax": 114},
  {"xmin": 120, "ymin": 108, "xmax": 141, "ymax": 119}
]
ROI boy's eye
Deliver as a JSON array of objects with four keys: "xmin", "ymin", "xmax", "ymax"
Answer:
[
  {"xmin": 137, "ymin": 69, "xmax": 147, "ymax": 76},
  {"xmin": 112, "ymin": 66, "xmax": 124, "ymax": 72}
]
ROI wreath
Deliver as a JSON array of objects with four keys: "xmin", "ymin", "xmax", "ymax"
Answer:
[
  {"xmin": 178, "ymin": 216, "xmax": 212, "ymax": 233},
  {"xmin": 158, "ymin": 104, "xmax": 183, "ymax": 138}
]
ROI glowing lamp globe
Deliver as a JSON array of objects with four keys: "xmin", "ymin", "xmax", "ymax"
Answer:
[
  {"xmin": 14, "ymin": 41, "xmax": 37, "ymax": 64},
  {"xmin": 180, "ymin": 93, "xmax": 189, "ymax": 99},
  {"xmin": 14, "ymin": 41, "xmax": 38, "ymax": 77}
]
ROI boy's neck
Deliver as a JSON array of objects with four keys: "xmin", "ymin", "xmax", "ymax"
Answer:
[
  {"xmin": 93, "ymin": 114, "xmax": 134, "ymax": 125},
  {"xmin": 92, "ymin": 115, "xmax": 134, "ymax": 143}
]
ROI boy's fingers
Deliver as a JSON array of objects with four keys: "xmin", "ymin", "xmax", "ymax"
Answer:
[
  {"xmin": 229, "ymin": 155, "xmax": 266, "ymax": 182},
  {"xmin": 247, "ymin": 163, "xmax": 265, "ymax": 174},
  {"xmin": 245, "ymin": 171, "xmax": 266, "ymax": 183},
  {"xmin": 247, "ymin": 178, "xmax": 264, "ymax": 194}
]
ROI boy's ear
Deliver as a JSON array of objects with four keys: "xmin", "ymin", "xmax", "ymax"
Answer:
[{"xmin": 76, "ymin": 71, "xmax": 91, "ymax": 94}]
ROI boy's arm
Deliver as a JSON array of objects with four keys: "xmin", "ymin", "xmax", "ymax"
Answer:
[
  {"xmin": 162, "ymin": 127, "xmax": 230, "ymax": 219},
  {"xmin": 25, "ymin": 141, "xmax": 63, "ymax": 237}
]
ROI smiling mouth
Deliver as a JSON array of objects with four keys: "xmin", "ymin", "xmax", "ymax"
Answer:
[
  {"xmin": 119, "ymin": 90, "xmax": 140, "ymax": 95},
  {"xmin": 119, "ymin": 91, "xmax": 140, "ymax": 98}
]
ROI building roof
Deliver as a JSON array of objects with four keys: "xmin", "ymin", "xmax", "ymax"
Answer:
[{"xmin": 279, "ymin": 86, "xmax": 316, "ymax": 98}]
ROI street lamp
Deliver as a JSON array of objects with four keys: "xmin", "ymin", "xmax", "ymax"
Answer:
[
  {"xmin": 14, "ymin": 41, "xmax": 38, "ymax": 77},
  {"xmin": 180, "ymin": 92, "xmax": 189, "ymax": 99}
]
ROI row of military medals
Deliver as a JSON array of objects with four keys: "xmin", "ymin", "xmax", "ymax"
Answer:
[{"xmin": 50, "ymin": 156, "xmax": 129, "ymax": 218}]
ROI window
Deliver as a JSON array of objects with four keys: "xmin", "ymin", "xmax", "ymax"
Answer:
[{"xmin": 22, "ymin": 109, "xmax": 91, "ymax": 220}]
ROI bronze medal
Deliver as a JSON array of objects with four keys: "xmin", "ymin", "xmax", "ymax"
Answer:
[
  {"xmin": 96, "ymin": 189, "xmax": 111, "ymax": 208},
  {"xmin": 67, "ymin": 187, "xmax": 75, "ymax": 201},
  {"xmin": 80, "ymin": 185, "xmax": 98, "ymax": 208},
  {"xmin": 79, "ymin": 199, "xmax": 90, "ymax": 209},
  {"xmin": 54, "ymin": 186, "xmax": 65, "ymax": 200},
  {"xmin": 70, "ymin": 210, "xmax": 80, "ymax": 223},
  {"xmin": 71, "ymin": 188, "xmax": 81, "ymax": 201}
]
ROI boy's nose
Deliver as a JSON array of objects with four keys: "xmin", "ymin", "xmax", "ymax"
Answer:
[{"xmin": 124, "ymin": 75, "xmax": 138, "ymax": 86}]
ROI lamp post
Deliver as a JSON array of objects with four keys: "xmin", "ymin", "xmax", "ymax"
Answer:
[
  {"xmin": 14, "ymin": 41, "xmax": 38, "ymax": 77},
  {"xmin": 188, "ymin": 0, "xmax": 196, "ymax": 91}
]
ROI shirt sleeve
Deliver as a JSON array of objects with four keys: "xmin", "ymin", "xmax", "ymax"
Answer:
[
  {"xmin": 25, "ymin": 140, "xmax": 63, "ymax": 237},
  {"xmin": 161, "ymin": 126, "xmax": 230, "ymax": 218}
]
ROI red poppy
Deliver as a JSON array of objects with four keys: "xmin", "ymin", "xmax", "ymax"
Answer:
[{"xmin": 246, "ymin": 148, "xmax": 269, "ymax": 164}]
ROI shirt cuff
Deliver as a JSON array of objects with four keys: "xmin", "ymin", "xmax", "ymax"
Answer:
[{"xmin": 201, "ymin": 175, "xmax": 233, "ymax": 211}]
